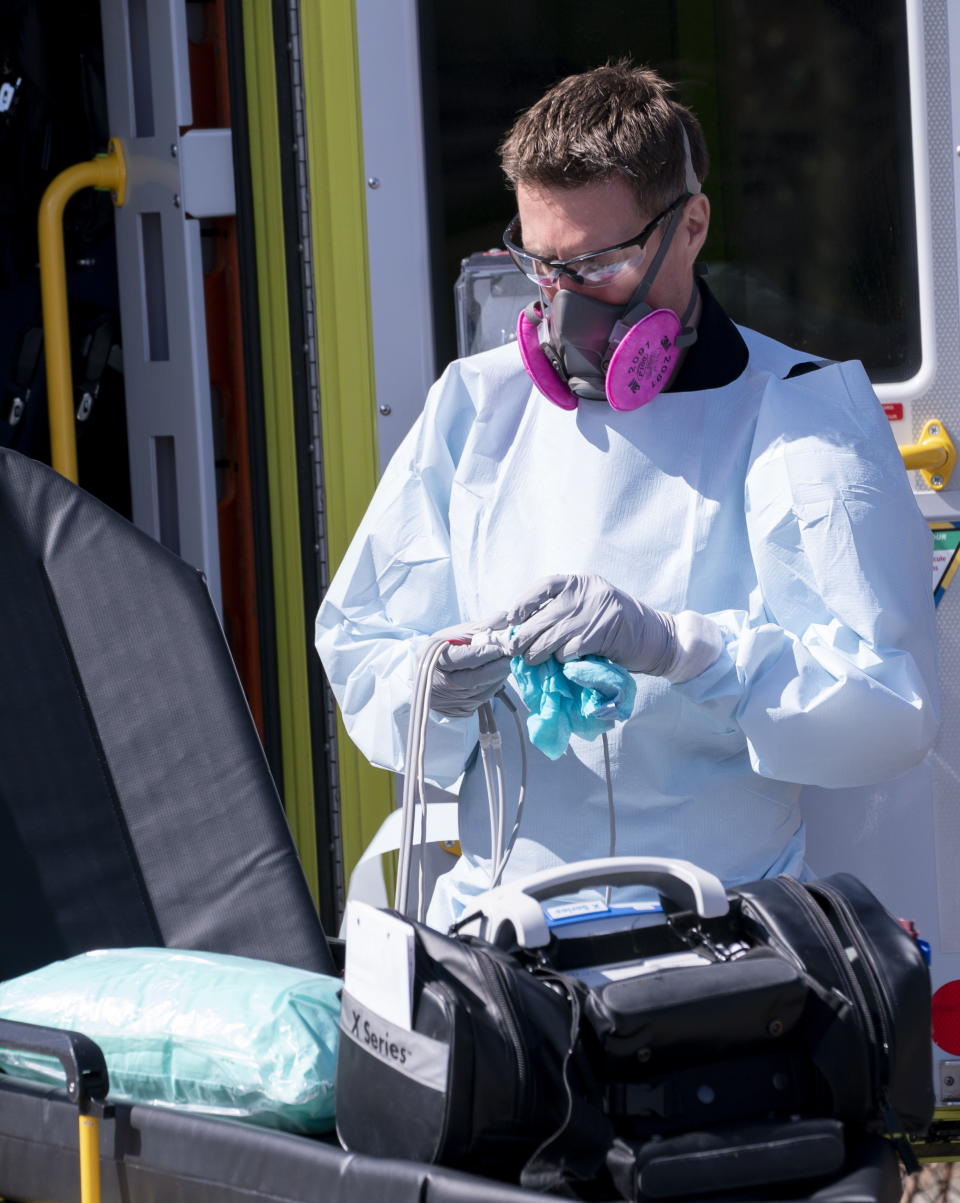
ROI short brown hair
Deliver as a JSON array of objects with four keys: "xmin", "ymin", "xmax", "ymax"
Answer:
[{"xmin": 498, "ymin": 61, "xmax": 709, "ymax": 215}]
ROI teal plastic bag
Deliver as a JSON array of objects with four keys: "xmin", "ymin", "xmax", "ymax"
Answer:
[
  {"xmin": 0, "ymin": 947, "xmax": 341, "ymax": 1134},
  {"xmin": 510, "ymin": 653, "xmax": 637, "ymax": 759}
]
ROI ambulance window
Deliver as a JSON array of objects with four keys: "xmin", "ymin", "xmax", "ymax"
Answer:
[{"xmin": 420, "ymin": 0, "xmax": 919, "ymax": 383}]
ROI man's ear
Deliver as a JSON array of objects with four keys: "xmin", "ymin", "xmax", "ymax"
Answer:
[{"xmin": 681, "ymin": 193, "xmax": 711, "ymax": 262}]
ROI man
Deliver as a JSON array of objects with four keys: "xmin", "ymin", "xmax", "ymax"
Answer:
[{"xmin": 316, "ymin": 63, "xmax": 938, "ymax": 930}]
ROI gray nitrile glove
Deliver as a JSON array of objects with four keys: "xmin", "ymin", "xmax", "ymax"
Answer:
[
  {"xmin": 503, "ymin": 574, "xmax": 723, "ymax": 683},
  {"xmin": 429, "ymin": 637, "xmax": 512, "ymax": 718}
]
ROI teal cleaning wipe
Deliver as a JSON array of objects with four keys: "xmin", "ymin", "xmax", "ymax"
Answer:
[
  {"xmin": 510, "ymin": 654, "xmax": 637, "ymax": 759},
  {"xmin": 0, "ymin": 947, "xmax": 341, "ymax": 1133}
]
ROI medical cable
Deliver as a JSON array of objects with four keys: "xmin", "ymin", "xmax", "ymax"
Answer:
[
  {"xmin": 601, "ymin": 731, "xmax": 616, "ymax": 906},
  {"xmin": 394, "ymin": 639, "xmax": 442, "ymax": 909},
  {"xmin": 396, "ymin": 630, "xmax": 523, "ymax": 921},
  {"xmin": 397, "ymin": 630, "xmax": 621, "ymax": 921},
  {"xmin": 415, "ymin": 644, "xmax": 449, "ymax": 921},
  {"xmin": 490, "ymin": 689, "xmax": 527, "ymax": 888},
  {"xmin": 396, "ymin": 634, "xmax": 449, "ymax": 916},
  {"xmin": 477, "ymin": 701, "xmax": 505, "ymax": 899}
]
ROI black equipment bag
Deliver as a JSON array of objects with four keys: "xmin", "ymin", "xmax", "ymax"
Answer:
[{"xmin": 336, "ymin": 863, "xmax": 932, "ymax": 1201}]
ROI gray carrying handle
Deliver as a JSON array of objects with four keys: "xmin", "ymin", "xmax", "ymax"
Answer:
[{"xmin": 469, "ymin": 855, "xmax": 729, "ymax": 949}]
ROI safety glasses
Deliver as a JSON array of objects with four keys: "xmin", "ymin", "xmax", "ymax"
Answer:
[{"xmin": 502, "ymin": 193, "xmax": 689, "ymax": 289}]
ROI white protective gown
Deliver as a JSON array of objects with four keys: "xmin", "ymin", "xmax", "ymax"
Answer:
[{"xmin": 316, "ymin": 321, "xmax": 940, "ymax": 930}]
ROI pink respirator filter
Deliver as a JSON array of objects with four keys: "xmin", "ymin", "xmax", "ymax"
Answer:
[
  {"xmin": 516, "ymin": 303, "xmax": 578, "ymax": 411},
  {"xmin": 604, "ymin": 308, "xmax": 682, "ymax": 411}
]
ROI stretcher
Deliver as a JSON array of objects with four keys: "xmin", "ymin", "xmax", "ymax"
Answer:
[{"xmin": 0, "ymin": 447, "xmax": 902, "ymax": 1203}]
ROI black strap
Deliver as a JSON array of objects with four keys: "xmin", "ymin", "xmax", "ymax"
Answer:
[
  {"xmin": 786, "ymin": 358, "xmax": 834, "ymax": 378},
  {"xmin": 884, "ymin": 1102, "xmax": 921, "ymax": 1174}
]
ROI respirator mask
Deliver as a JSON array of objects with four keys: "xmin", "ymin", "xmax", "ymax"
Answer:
[{"xmin": 504, "ymin": 132, "xmax": 702, "ymax": 412}]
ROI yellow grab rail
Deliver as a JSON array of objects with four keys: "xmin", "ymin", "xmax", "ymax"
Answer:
[
  {"xmin": 78, "ymin": 1113, "xmax": 102, "ymax": 1203},
  {"xmin": 899, "ymin": 418, "xmax": 956, "ymax": 491},
  {"xmin": 38, "ymin": 137, "xmax": 126, "ymax": 483}
]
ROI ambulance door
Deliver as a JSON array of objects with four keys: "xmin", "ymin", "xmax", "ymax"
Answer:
[{"xmin": 800, "ymin": 0, "xmax": 960, "ymax": 1115}]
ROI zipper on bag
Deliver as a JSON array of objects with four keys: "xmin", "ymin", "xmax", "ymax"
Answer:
[
  {"xmin": 804, "ymin": 881, "xmax": 923, "ymax": 1170},
  {"xmin": 427, "ymin": 980, "xmax": 461, "ymax": 1158},
  {"xmin": 805, "ymin": 882, "xmax": 896, "ymax": 1065},
  {"xmin": 472, "ymin": 946, "xmax": 530, "ymax": 1118},
  {"xmin": 774, "ymin": 876, "xmax": 881, "ymax": 1094}
]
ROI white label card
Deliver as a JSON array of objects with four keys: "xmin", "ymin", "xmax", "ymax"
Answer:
[
  {"xmin": 566, "ymin": 950, "xmax": 710, "ymax": 989},
  {"xmin": 343, "ymin": 901, "xmax": 415, "ymax": 1031}
]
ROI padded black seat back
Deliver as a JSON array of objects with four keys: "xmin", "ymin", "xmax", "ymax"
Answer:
[{"xmin": 0, "ymin": 449, "xmax": 333, "ymax": 979}]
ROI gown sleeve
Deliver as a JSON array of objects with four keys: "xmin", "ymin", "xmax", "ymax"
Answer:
[
  {"xmin": 676, "ymin": 360, "xmax": 940, "ymax": 787},
  {"xmin": 314, "ymin": 362, "xmax": 481, "ymax": 788}
]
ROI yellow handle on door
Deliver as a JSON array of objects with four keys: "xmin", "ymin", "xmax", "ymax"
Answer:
[{"xmin": 38, "ymin": 137, "xmax": 126, "ymax": 483}]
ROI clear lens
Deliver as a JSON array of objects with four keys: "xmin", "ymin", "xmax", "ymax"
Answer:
[
  {"xmin": 575, "ymin": 246, "xmax": 649, "ymax": 286},
  {"xmin": 503, "ymin": 213, "xmax": 660, "ymax": 289},
  {"xmin": 512, "ymin": 246, "xmax": 649, "ymax": 289},
  {"xmin": 507, "ymin": 249, "xmax": 556, "ymax": 287},
  {"xmin": 505, "ymin": 221, "xmax": 567, "ymax": 286}
]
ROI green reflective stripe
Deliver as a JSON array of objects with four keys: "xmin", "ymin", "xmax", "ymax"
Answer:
[
  {"xmin": 241, "ymin": 0, "xmax": 319, "ymax": 903},
  {"xmin": 299, "ymin": 1, "xmax": 395, "ymax": 882}
]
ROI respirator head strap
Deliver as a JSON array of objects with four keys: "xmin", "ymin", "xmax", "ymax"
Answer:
[
  {"xmin": 674, "ymin": 281, "xmax": 701, "ymax": 349},
  {"xmin": 600, "ymin": 198, "xmax": 691, "ymax": 374},
  {"xmin": 680, "ymin": 124, "xmax": 702, "ymax": 196},
  {"xmin": 616, "ymin": 197, "xmax": 690, "ymax": 333},
  {"xmin": 615, "ymin": 124, "xmax": 702, "ymax": 333}
]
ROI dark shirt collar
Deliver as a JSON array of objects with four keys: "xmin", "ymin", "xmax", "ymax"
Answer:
[{"xmin": 665, "ymin": 277, "xmax": 748, "ymax": 393}]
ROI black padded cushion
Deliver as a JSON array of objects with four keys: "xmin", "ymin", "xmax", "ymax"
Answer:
[{"xmin": 0, "ymin": 448, "xmax": 332, "ymax": 978}]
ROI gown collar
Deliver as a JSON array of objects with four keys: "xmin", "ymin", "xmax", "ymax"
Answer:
[{"xmin": 665, "ymin": 279, "xmax": 748, "ymax": 394}]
